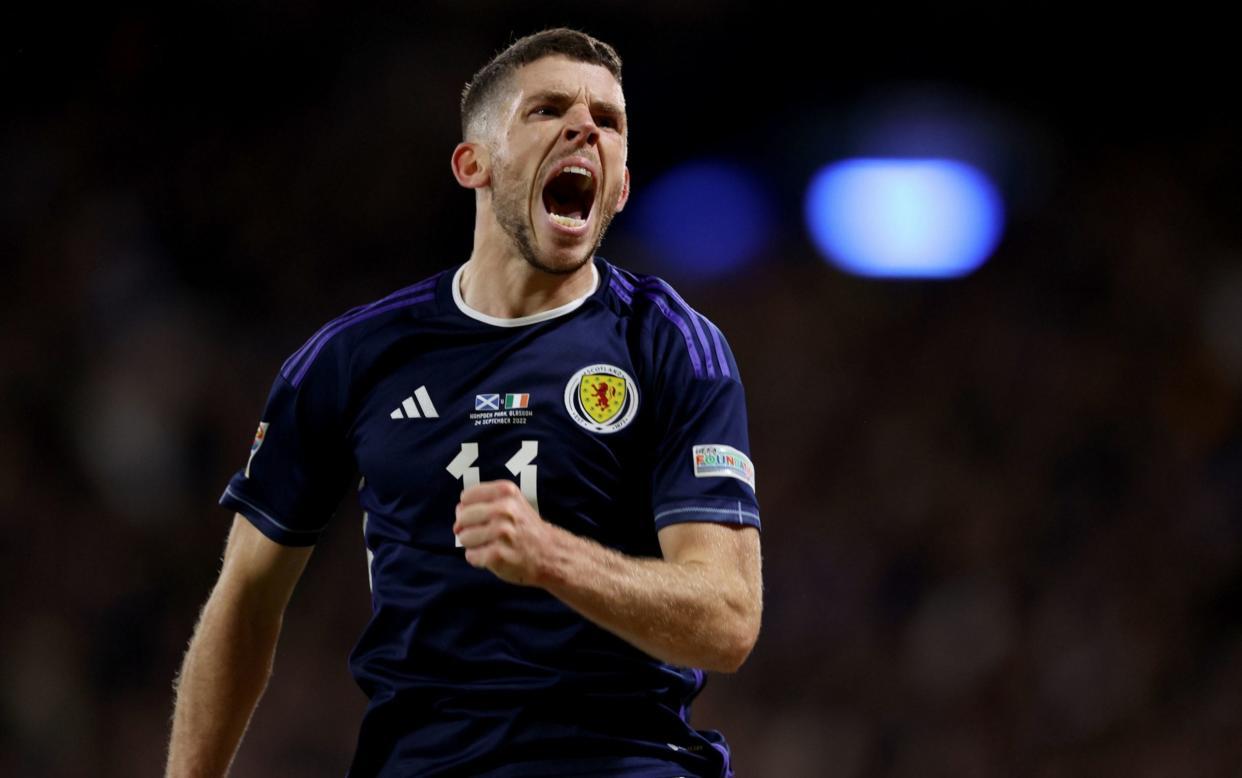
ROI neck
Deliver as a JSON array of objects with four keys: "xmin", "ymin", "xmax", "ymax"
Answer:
[{"xmin": 460, "ymin": 215, "xmax": 596, "ymax": 319}]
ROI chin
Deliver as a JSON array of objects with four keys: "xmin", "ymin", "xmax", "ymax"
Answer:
[
  {"xmin": 516, "ymin": 219, "xmax": 603, "ymax": 277},
  {"xmin": 521, "ymin": 249, "xmax": 593, "ymax": 276}
]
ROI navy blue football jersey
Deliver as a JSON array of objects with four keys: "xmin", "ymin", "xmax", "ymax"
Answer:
[{"xmin": 220, "ymin": 257, "xmax": 760, "ymax": 777}]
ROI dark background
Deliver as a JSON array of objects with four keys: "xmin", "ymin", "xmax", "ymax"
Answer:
[{"xmin": 3, "ymin": 4, "xmax": 1241, "ymax": 776}]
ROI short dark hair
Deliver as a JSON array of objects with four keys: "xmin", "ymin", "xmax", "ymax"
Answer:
[{"xmin": 460, "ymin": 28, "xmax": 623, "ymax": 140}]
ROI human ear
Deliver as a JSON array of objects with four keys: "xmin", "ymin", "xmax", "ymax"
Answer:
[
  {"xmin": 451, "ymin": 142, "xmax": 490, "ymax": 189},
  {"xmin": 615, "ymin": 166, "xmax": 631, "ymax": 212}
]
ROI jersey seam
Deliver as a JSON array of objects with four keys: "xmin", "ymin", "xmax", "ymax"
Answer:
[
  {"xmin": 223, "ymin": 485, "xmax": 325, "ymax": 536},
  {"xmin": 653, "ymin": 504, "xmax": 760, "ymax": 522}
]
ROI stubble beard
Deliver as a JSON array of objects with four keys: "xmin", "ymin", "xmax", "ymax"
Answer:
[{"xmin": 491, "ymin": 164, "xmax": 616, "ymax": 277}]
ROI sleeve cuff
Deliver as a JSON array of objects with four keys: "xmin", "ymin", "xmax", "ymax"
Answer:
[
  {"xmin": 219, "ymin": 484, "xmax": 323, "ymax": 547},
  {"xmin": 653, "ymin": 498, "xmax": 761, "ymax": 532}
]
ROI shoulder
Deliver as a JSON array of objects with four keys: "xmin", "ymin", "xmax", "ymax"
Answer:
[
  {"xmin": 278, "ymin": 269, "xmax": 449, "ymax": 388},
  {"xmin": 601, "ymin": 259, "xmax": 738, "ymax": 382}
]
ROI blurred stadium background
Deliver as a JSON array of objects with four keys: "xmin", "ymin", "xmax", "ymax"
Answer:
[{"xmin": 3, "ymin": 4, "xmax": 1241, "ymax": 776}]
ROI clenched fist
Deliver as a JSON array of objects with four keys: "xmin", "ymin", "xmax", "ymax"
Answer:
[{"xmin": 453, "ymin": 480, "xmax": 566, "ymax": 586}]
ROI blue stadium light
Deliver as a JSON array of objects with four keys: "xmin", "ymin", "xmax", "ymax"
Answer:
[
  {"xmin": 631, "ymin": 161, "xmax": 772, "ymax": 279},
  {"xmin": 804, "ymin": 158, "xmax": 1005, "ymax": 279}
]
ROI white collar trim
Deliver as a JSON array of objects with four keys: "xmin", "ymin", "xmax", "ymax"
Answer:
[{"xmin": 451, "ymin": 262, "xmax": 599, "ymax": 328}]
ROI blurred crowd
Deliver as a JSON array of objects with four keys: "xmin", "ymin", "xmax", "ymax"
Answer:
[{"xmin": 2, "ymin": 9, "xmax": 1240, "ymax": 777}]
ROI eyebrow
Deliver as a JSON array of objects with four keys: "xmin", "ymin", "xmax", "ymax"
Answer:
[{"xmin": 523, "ymin": 89, "xmax": 626, "ymax": 121}]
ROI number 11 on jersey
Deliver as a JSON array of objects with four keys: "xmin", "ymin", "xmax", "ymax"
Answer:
[{"xmin": 446, "ymin": 441, "xmax": 540, "ymax": 547}]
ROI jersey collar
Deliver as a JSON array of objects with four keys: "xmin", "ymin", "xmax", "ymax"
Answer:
[{"xmin": 450, "ymin": 260, "xmax": 601, "ymax": 328}]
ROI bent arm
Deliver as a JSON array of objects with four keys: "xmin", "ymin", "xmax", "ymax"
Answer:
[
  {"xmin": 541, "ymin": 517, "xmax": 760, "ymax": 671},
  {"xmin": 539, "ymin": 521, "xmax": 762, "ymax": 672},
  {"xmin": 166, "ymin": 515, "xmax": 312, "ymax": 778},
  {"xmin": 456, "ymin": 481, "xmax": 763, "ymax": 672}
]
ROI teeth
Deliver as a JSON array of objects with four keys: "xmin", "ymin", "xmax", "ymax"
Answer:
[
  {"xmin": 550, "ymin": 213, "xmax": 586, "ymax": 228},
  {"xmin": 562, "ymin": 165, "xmax": 592, "ymax": 179}
]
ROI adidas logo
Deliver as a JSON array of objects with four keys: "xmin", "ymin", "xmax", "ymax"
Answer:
[{"xmin": 390, "ymin": 386, "xmax": 439, "ymax": 419}]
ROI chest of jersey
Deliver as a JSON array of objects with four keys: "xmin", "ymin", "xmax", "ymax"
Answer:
[{"xmin": 347, "ymin": 312, "xmax": 654, "ymax": 556}]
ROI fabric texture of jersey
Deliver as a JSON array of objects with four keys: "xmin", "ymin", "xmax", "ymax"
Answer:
[{"xmin": 220, "ymin": 257, "xmax": 760, "ymax": 777}]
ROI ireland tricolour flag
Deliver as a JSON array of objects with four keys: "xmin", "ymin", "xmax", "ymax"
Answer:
[{"xmin": 504, "ymin": 393, "xmax": 530, "ymax": 409}]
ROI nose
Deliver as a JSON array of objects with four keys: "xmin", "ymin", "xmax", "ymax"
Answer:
[{"xmin": 562, "ymin": 104, "xmax": 599, "ymax": 147}]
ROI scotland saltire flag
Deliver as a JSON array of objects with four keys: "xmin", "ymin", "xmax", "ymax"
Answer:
[{"xmin": 475, "ymin": 393, "xmax": 500, "ymax": 411}]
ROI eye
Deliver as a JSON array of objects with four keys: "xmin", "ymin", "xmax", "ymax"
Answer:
[
  {"xmin": 533, "ymin": 105, "xmax": 560, "ymax": 117},
  {"xmin": 596, "ymin": 115, "xmax": 618, "ymax": 129}
]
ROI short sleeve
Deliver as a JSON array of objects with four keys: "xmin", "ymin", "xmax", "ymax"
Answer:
[
  {"xmin": 219, "ymin": 356, "xmax": 354, "ymax": 546},
  {"xmin": 648, "ymin": 326, "xmax": 760, "ymax": 533}
]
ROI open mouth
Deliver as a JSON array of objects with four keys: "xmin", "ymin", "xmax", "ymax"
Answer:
[{"xmin": 541, "ymin": 162, "xmax": 597, "ymax": 231}]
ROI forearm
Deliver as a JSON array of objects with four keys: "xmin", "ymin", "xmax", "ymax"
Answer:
[
  {"xmin": 536, "ymin": 528, "xmax": 758, "ymax": 672},
  {"xmin": 166, "ymin": 588, "xmax": 284, "ymax": 778}
]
